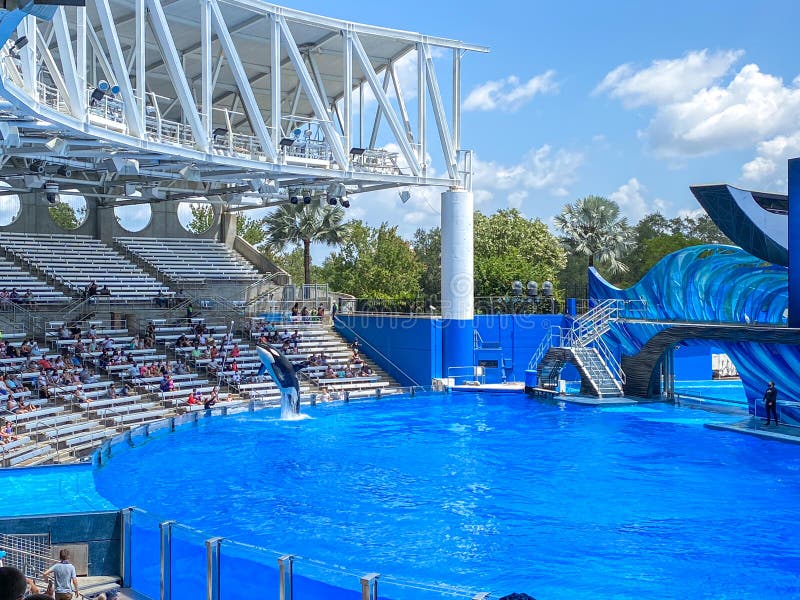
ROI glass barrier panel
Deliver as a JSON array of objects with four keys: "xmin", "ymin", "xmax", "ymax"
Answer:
[
  {"xmin": 129, "ymin": 508, "xmax": 161, "ymax": 600},
  {"xmin": 219, "ymin": 539, "xmax": 281, "ymax": 600},
  {"xmin": 292, "ymin": 556, "xmax": 361, "ymax": 600},
  {"xmin": 169, "ymin": 524, "xmax": 208, "ymax": 600}
]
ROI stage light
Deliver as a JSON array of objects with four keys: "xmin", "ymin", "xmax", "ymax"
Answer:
[
  {"xmin": 340, "ymin": 198, "xmax": 350, "ymax": 208},
  {"xmin": 328, "ymin": 197, "xmax": 338, "ymax": 206},
  {"xmin": 12, "ymin": 36, "xmax": 28, "ymax": 51},
  {"xmin": 349, "ymin": 147, "xmax": 366, "ymax": 156},
  {"xmin": 29, "ymin": 160, "xmax": 45, "ymax": 174},
  {"xmin": 399, "ymin": 190, "xmax": 411, "ymax": 204},
  {"xmin": 44, "ymin": 182, "xmax": 59, "ymax": 205},
  {"xmin": 526, "ymin": 281, "xmax": 539, "ymax": 298},
  {"xmin": 110, "ymin": 84, "xmax": 120, "ymax": 95},
  {"xmin": 56, "ymin": 165, "xmax": 72, "ymax": 177},
  {"xmin": 279, "ymin": 138, "xmax": 295, "ymax": 147},
  {"xmin": 303, "ymin": 195, "xmax": 312, "ymax": 204},
  {"xmin": 212, "ymin": 127, "xmax": 228, "ymax": 139},
  {"xmin": 290, "ymin": 195, "xmax": 299, "ymax": 204}
]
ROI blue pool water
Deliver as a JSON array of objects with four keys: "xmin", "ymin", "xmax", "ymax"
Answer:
[{"xmin": 89, "ymin": 393, "xmax": 800, "ymax": 599}]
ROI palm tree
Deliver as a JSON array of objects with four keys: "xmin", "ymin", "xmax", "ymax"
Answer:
[
  {"xmin": 554, "ymin": 195, "xmax": 631, "ymax": 274},
  {"xmin": 263, "ymin": 202, "xmax": 348, "ymax": 284}
]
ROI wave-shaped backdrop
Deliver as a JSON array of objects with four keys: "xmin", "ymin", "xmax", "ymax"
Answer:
[{"xmin": 589, "ymin": 245, "xmax": 800, "ymax": 424}]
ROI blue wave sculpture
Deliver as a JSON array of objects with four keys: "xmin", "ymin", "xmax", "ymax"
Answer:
[{"xmin": 590, "ymin": 245, "xmax": 800, "ymax": 425}]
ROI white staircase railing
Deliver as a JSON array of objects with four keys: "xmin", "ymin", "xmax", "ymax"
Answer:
[{"xmin": 526, "ymin": 300, "xmax": 647, "ymax": 391}]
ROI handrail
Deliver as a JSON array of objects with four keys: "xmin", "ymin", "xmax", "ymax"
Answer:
[{"xmin": 333, "ymin": 316, "xmax": 421, "ymax": 387}]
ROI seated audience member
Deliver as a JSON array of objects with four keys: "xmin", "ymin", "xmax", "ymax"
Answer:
[
  {"xmin": 317, "ymin": 387, "xmax": 331, "ymax": 402},
  {"xmin": 121, "ymin": 382, "xmax": 135, "ymax": 396},
  {"xmin": 0, "ymin": 420, "xmax": 17, "ymax": 443},
  {"xmin": 324, "ymin": 366, "xmax": 335, "ymax": 379},
  {"xmin": 98, "ymin": 285, "xmax": 111, "ymax": 296},
  {"xmin": 85, "ymin": 280, "xmax": 98, "ymax": 298},
  {"xmin": 360, "ymin": 364, "xmax": 373, "ymax": 377},
  {"xmin": 187, "ymin": 389, "xmax": 200, "ymax": 405}
]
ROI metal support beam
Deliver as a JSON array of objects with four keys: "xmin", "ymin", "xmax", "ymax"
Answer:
[
  {"xmin": 390, "ymin": 63, "xmax": 413, "ymax": 143},
  {"xmin": 342, "ymin": 29, "xmax": 352, "ymax": 155},
  {"xmin": 352, "ymin": 32, "xmax": 421, "ymax": 176},
  {"xmin": 96, "ymin": 0, "xmax": 144, "ymax": 136},
  {"xmin": 52, "ymin": 7, "xmax": 85, "ymax": 120},
  {"xmin": 16, "ymin": 17, "xmax": 35, "ymax": 95},
  {"xmin": 209, "ymin": 0, "xmax": 276, "ymax": 160},
  {"xmin": 423, "ymin": 43, "xmax": 458, "ymax": 180},
  {"xmin": 452, "ymin": 48, "xmax": 461, "ymax": 152},
  {"xmin": 76, "ymin": 8, "xmax": 86, "ymax": 97},
  {"xmin": 146, "ymin": 0, "xmax": 210, "ymax": 150},
  {"xmin": 416, "ymin": 43, "xmax": 426, "ymax": 167},
  {"xmin": 277, "ymin": 14, "xmax": 348, "ymax": 169},
  {"xmin": 368, "ymin": 67, "xmax": 391, "ymax": 150},
  {"xmin": 269, "ymin": 14, "xmax": 280, "ymax": 146},
  {"xmin": 200, "ymin": 0, "xmax": 212, "ymax": 141},
  {"xmin": 135, "ymin": 0, "xmax": 146, "ymax": 129}
]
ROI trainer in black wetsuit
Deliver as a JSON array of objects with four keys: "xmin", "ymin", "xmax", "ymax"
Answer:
[{"xmin": 763, "ymin": 381, "xmax": 779, "ymax": 426}]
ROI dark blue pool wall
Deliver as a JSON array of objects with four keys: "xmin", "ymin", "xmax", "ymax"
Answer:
[{"xmin": 0, "ymin": 510, "xmax": 122, "ymax": 576}]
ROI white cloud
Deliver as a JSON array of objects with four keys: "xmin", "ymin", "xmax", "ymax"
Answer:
[
  {"xmin": 741, "ymin": 131, "xmax": 800, "ymax": 187},
  {"xmin": 645, "ymin": 64, "xmax": 800, "ymax": 157},
  {"xmin": 595, "ymin": 49, "xmax": 743, "ymax": 108},
  {"xmin": 608, "ymin": 178, "xmax": 664, "ymax": 221},
  {"xmin": 463, "ymin": 70, "xmax": 558, "ymax": 112},
  {"xmin": 472, "ymin": 144, "xmax": 584, "ymax": 200},
  {"xmin": 599, "ymin": 49, "xmax": 800, "ymax": 190}
]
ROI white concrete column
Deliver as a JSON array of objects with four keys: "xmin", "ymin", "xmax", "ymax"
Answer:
[{"xmin": 441, "ymin": 189, "xmax": 474, "ymax": 373}]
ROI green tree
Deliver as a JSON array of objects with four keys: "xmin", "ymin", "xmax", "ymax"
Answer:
[
  {"xmin": 263, "ymin": 203, "xmax": 348, "ymax": 285},
  {"xmin": 263, "ymin": 246, "xmax": 307, "ymax": 284},
  {"xmin": 554, "ymin": 196, "xmax": 631, "ymax": 275},
  {"xmin": 473, "ymin": 209, "xmax": 566, "ymax": 297},
  {"xmin": 187, "ymin": 203, "xmax": 214, "ymax": 233},
  {"xmin": 411, "ymin": 227, "xmax": 441, "ymax": 300},
  {"xmin": 318, "ymin": 221, "xmax": 424, "ymax": 298},
  {"xmin": 237, "ymin": 214, "xmax": 268, "ymax": 249},
  {"xmin": 49, "ymin": 202, "xmax": 85, "ymax": 230},
  {"xmin": 616, "ymin": 212, "xmax": 731, "ymax": 287}
]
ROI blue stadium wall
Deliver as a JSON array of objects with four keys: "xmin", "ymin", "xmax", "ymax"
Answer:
[{"xmin": 335, "ymin": 314, "xmax": 571, "ymax": 386}]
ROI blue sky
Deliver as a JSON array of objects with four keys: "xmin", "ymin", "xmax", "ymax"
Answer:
[{"xmin": 283, "ymin": 0, "xmax": 800, "ymax": 245}]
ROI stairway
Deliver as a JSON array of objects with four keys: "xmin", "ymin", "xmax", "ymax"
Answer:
[{"xmin": 529, "ymin": 299, "xmax": 626, "ymax": 397}]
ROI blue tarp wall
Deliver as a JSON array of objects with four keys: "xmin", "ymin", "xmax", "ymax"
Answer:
[{"xmin": 335, "ymin": 314, "xmax": 574, "ymax": 386}]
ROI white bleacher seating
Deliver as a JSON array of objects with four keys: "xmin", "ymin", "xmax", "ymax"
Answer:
[
  {"xmin": 0, "ymin": 254, "xmax": 70, "ymax": 304},
  {"xmin": 0, "ymin": 233, "xmax": 170, "ymax": 301},
  {"xmin": 117, "ymin": 237, "xmax": 260, "ymax": 282}
]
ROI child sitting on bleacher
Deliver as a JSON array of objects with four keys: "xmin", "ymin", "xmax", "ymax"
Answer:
[{"xmin": 0, "ymin": 419, "xmax": 17, "ymax": 443}]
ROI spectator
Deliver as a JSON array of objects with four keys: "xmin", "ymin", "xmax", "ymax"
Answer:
[
  {"xmin": 43, "ymin": 548, "xmax": 80, "ymax": 600},
  {"xmin": 0, "ymin": 566, "xmax": 27, "ymax": 600},
  {"xmin": 301, "ymin": 306, "xmax": 310, "ymax": 322},
  {"xmin": 204, "ymin": 387, "xmax": 218, "ymax": 409},
  {"xmin": 85, "ymin": 280, "xmax": 98, "ymax": 299},
  {"xmin": 0, "ymin": 420, "xmax": 17, "ymax": 443},
  {"xmin": 98, "ymin": 284, "xmax": 111, "ymax": 296},
  {"xmin": 187, "ymin": 388, "xmax": 199, "ymax": 405},
  {"xmin": 154, "ymin": 289, "xmax": 166, "ymax": 308}
]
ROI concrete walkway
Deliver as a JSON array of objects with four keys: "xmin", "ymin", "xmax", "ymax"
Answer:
[{"xmin": 706, "ymin": 417, "xmax": 800, "ymax": 444}]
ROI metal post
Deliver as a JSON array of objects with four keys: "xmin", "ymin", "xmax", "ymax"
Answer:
[
  {"xmin": 359, "ymin": 573, "xmax": 379, "ymax": 600},
  {"xmin": 205, "ymin": 537, "xmax": 222, "ymax": 600},
  {"xmin": 278, "ymin": 554, "xmax": 293, "ymax": 600},
  {"xmin": 160, "ymin": 521, "xmax": 175, "ymax": 600},
  {"xmin": 120, "ymin": 507, "xmax": 133, "ymax": 587}
]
